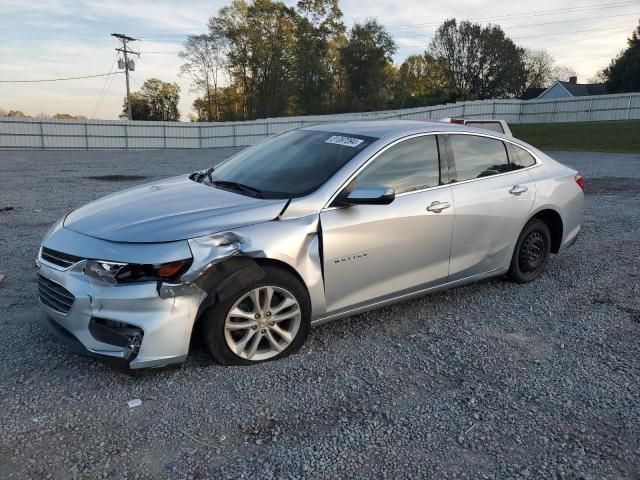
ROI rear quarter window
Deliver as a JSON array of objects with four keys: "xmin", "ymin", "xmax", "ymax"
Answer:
[{"xmin": 510, "ymin": 144, "xmax": 537, "ymax": 169}]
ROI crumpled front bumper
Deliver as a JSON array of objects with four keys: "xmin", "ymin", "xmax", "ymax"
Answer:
[{"xmin": 37, "ymin": 258, "xmax": 207, "ymax": 369}]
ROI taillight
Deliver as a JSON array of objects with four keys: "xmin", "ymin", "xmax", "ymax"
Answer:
[
  {"xmin": 575, "ymin": 174, "xmax": 585, "ymax": 191},
  {"xmin": 450, "ymin": 118, "xmax": 465, "ymax": 125}
]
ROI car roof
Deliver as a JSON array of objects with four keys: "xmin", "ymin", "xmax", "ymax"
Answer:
[{"xmin": 301, "ymin": 119, "xmax": 507, "ymax": 140}]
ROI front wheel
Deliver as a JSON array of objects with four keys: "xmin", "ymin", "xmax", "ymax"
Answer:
[
  {"xmin": 202, "ymin": 266, "xmax": 311, "ymax": 366},
  {"xmin": 508, "ymin": 219, "xmax": 551, "ymax": 283}
]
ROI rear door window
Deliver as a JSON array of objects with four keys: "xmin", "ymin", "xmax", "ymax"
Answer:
[{"xmin": 449, "ymin": 135, "xmax": 510, "ymax": 181}]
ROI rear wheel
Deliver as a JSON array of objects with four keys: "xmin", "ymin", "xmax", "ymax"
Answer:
[
  {"xmin": 202, "ymin": 266, "xmax": 311, "ymax": 366},
  {"xmin": 508, "ymin": 219, "xmax": 551, "ymax": 283}
]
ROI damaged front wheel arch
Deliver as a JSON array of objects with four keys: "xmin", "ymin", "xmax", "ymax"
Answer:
[
  {"xmin": 200, "ymin": 264, "xmax": 312, "ymax": 365},
  {"xmin": 190, "ymin": 257, "xmax": 311, "ymax": 352}
]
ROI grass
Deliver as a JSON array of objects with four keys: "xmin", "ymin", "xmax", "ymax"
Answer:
[{"xmin": 510, "ymin": 120, "xmax": 640, "ymax": 153}]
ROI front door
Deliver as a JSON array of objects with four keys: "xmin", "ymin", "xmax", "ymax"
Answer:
[{"xmin": 320, "ymin": 135, "xmax": 455, "ymax": 313}]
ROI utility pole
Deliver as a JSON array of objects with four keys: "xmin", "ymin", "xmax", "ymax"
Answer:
[{"xmin": 111, "ymin": 33, "xmax": 139, "ymax": 121}]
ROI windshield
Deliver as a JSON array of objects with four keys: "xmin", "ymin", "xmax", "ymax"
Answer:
[{"xmin": 209, "ymin": 130, "xmax": 375, "ymax": 199}]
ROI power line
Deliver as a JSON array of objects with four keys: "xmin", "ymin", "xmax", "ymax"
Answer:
[
  {"xmin": 130, "ymin": 9, "xmax": 639, "ymax": 50},
  {"xmin": 136, "ymin": 20, "xmax": 635, "ymax": 48},
  {"xmin": 132, "ymin": 20, "xmax": 636, "ymax": 60},
  {"xmin": 395, "ymin": 23, "xmax": 637, "ymax": 49},
  {"xmin": 129, "ymin": 0, "xmax": 637, "ymax": 37},
  {"xmin": 512, "ymin": 23, "xmax": 636, "ymax": 40},
  {"xmin": 385, "ymin": 0, "xmax": 639, "ymax": 29},
  {"xmin": 92, "ymin": 70, "xmax": 119, "ymax": 119},
  {"xmin": 140, "ymin": 50, "xmax": 182, "ymax": 54},
  {"xmin": 526, "ymin": 25, "xmax": 634, "ymax": 49},
  {"xmin": 0, "ymin": 71, "xmax": 122, "ymax": 83},
  {"xmin": 394, "ymin": 12, "xmax": 639, "ymax": 37},
  {"xmin": 568, "ymin": 54, "xmax": 617, "ymax": 64},
  {"xmin": 91, "ymin": 54, "xmax": 118, "ymax": 118},
  {"xmin": 4, "ymin": 1, "xmax": 636, "ymax": 44}
]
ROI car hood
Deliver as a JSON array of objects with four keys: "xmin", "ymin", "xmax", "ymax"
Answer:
[{"xmin": 64, "ymin": 175, "xmax": 289, "ymax": 243}]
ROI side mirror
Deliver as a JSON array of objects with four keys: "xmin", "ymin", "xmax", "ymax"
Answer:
[{"xmin": 340, "ymin": 184, "xmax": 395, "ymax": 206}]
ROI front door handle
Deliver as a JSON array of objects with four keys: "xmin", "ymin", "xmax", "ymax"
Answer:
[
  {"xmin": 509, "ymin": 185, "xmax": 528, "ymax": 196},
  {"xmin": 427, "ymin": 201, "xmax": 451, "ymax": 213}
]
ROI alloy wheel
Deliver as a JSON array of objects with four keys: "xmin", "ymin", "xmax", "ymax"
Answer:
[{"xmin": 224, "ymin": 286, "xmax": 302, "ymax": 361}]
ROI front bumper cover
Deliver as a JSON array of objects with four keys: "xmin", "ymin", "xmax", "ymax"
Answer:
[
  {"xmin": 45, "ymin": 314, "xmax": 131, "ymax": 369},
  {"xmin": 37, "ymin": 257, "xmax": 207, "ymax": 369}
]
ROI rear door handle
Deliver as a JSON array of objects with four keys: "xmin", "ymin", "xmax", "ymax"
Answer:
[
  {"xmin": 426, "ymin": 201, "xmax": 451, "ymax": 213},
  {"xmin": 509, "ymin": 185, "xmax": 528, "ymax": 195}
]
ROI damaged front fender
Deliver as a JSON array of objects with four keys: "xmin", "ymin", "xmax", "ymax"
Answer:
[{"xmin": 184, "ymin": 214, "xmax": 326, "ymax": 319}]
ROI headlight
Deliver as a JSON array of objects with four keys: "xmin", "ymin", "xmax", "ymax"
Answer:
[{"xmin": 85, "ymin": 259, "xmax": 192, "ymax": 284}]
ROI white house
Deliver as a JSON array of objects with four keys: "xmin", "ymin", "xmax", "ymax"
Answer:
[{"xmin": 536, "ymin": 76, "xmax": 608, "ymax": 100}]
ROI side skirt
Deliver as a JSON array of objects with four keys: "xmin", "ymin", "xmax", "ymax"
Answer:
[{"xmin": 310, "ymin": 267, "xmax": 507, "ymax": 327}]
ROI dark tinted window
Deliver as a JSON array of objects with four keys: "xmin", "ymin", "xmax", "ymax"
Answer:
[
  {"xmin": 464, "ymin": 121, "xmax": 505, "ymax": 134},
  {"xmin": 449, "ymin": 135, "xmax": 510, "ymax": 181},
  {"xmin": 357, "ymin": 136, "xmax": 440, "ymax": 193},
  {"xmin": 510, "ymin": 144, "xmax": 537, "ymax": 169},
  {"xmin": 211, "ymin": 130, "xmax": 374, "ymax": 198}
]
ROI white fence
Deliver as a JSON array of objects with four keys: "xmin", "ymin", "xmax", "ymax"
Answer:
[{"xmin": 1, "ymin": 92, "xmax": 639, "ymax": 150}]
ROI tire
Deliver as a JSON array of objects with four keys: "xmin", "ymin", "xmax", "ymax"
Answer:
[
  {"xmin": 507, "ymin": 218, "xmax": 552, "ymax": 283},
  {"xmin": 202, "ymin": 265, "xmax": 311, "ymax": 366}
]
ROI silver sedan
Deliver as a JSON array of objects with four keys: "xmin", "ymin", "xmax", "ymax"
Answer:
[{"xmin": 36, "ymin": 120, "xmax": 584, "ymax": 369}]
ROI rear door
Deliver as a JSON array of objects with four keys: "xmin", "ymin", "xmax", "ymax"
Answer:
[
  {"xmin": 320, "ymin": 134, "xmax": 454, "ymax": 313},
  {"xmin": 444, "ymin": 133, "xmax": 536, "ymax": 281}
]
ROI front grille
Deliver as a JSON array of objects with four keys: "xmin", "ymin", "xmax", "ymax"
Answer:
[
  {"xmin": 37, "ymin": 274, "xmax": 75, "ymax": 314},
  {"xmin": 41, "ymin": 247, "xmax": 84, "ymax": 268}
]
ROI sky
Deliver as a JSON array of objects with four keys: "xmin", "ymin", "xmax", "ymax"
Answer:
[{"xmin": 0, "ymin": 0, "xmax": 638, "ymax": 120}]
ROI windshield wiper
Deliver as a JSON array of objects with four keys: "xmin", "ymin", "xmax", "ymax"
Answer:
[{"xmin": 212, "ymin": 180, "xmax": 264, "ymax": 198}]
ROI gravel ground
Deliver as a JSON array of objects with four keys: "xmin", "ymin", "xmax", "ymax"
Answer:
[{"xmin": 0, "ymin": 148, "xmax": 638, "ymax": 480}]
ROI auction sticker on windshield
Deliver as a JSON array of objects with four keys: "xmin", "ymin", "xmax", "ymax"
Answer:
[{"xmin": 325, "ymin": 135, "xmax": 364, "ymax": 147}]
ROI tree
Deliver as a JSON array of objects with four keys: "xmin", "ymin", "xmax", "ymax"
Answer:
[
  {"xmin": 522, "ymin": 49, "xmax": 555, "ymax": 91},
  {"xmin": 292, "ymin": 0, "xmax": 345, "ymax": 114},
  {"xmin": 339, "ymin": 19, "xmax": 396, "ymax": 110},
  {"xmin": 209, "ymin": 0, "xmax": 298, "ymax": 120},
  {"xmin": 247, "ymin": 0, "xmax": 298, "ymax": 118},
  {"xmin": 550, "ymin": 65, "xmax": 577, "ymax": 83},
  {"xmin": 0, "ymin": 107, "xmax": 6, "ymax": 117},
  {"xmin": 519, "ymin": 50, "xmax": 579, "ymax": 94},
  {"xmin": 7, "ymin": 110, "xmax": 27, "ymax": 117},
  {"xmin": 210, "ymin": 0, "xmax": 253, "ymax": 119},
  {"xmin": 191, "ymin": 84, "xmax": 245, "ymax": 121},
  {"xmin": 53, "ymin": 113, "xmax": 87, "ymax": 120},
  {"xmin": 588, "ymin": 70, "xmax": 608, "ymax": 84},
  {"xmin": 429, "ymin": 19, "xmax": 527, "ymax": 99},
  {"xmin": 180, "ymin": 34, "xmax": 224, "ymax": 121},
  {"xmin": 392, "ymin": 53, "xmax": 450, "ymax": 107},
  {"xmin": 187, "ymin": 6, "xmax": 580, "ymax": 118},
  {"xmin": 121, "ymin": 78, "xmax": 180, "ymax": 121},
  {"xmin": 604, "ymin": 20, "xmax": 640, "ymax": 93},
  {"xmin": 123, "ymin": 92, "xmax": 151, "ymax": 120}
]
